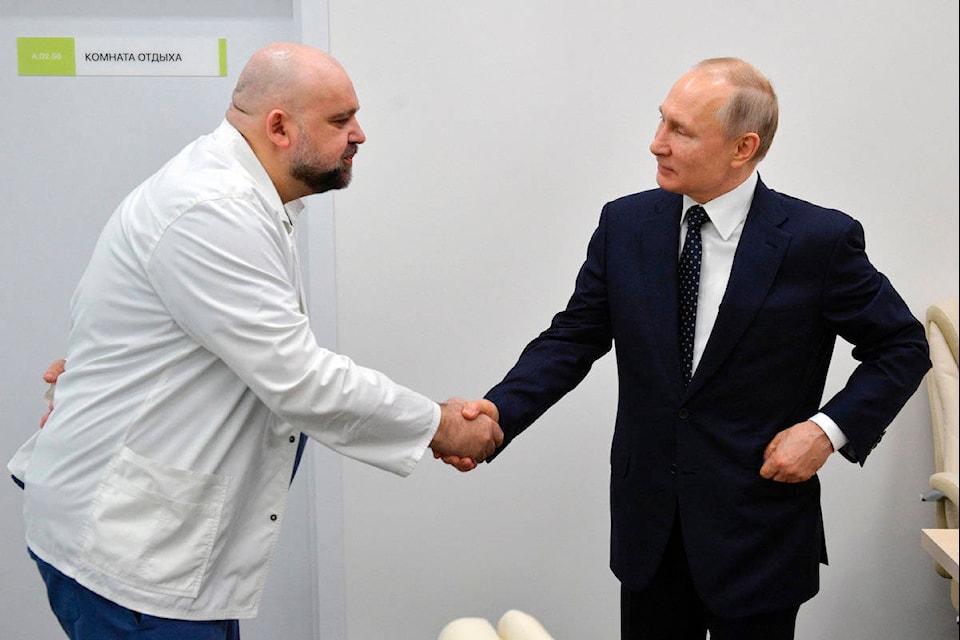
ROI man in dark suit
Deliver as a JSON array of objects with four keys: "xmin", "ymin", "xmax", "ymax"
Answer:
[{"xmin": 446, "ymin": 57, "xmax": 930, "ymax": 639}]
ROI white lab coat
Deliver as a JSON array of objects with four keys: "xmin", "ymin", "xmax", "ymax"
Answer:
[{"xmin": 9, "ymin": 121, "xmax": 440, "ymax": 620}]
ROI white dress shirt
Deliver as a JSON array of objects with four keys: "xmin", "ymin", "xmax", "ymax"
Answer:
[
  {"xmin": 680, "ymin": 171, "xmax": 847, "ymax": 450},
  {"xmin": 9, "ymin": 120, "xmax": 441, "ymax": 620}
]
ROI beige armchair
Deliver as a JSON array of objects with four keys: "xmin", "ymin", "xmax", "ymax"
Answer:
[
  {"xmin": 922, "ymin": 296, "xmax": 959, "ymax": 611},
  {"xmin": 438, "ymin": 610, "xmax": 555, "ymax": 640}
]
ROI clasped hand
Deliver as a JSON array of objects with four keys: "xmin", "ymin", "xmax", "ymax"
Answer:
[{"xmin": 430, "ymin": 398, "xmax": 501, "ymax": 472}]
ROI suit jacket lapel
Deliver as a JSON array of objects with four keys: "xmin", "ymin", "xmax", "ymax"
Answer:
[
  {"xmin": 686, "ymin": 180, "xmax": 792, "ymax": 396},
  {"xmin": 638, "ymin": 193, "xmax": 685, "ymax": 391}
]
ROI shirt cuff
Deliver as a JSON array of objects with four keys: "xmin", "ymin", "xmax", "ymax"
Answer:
[{"xmin": 809, "ymin": 412, "xmax": 848, "ymax": 452}]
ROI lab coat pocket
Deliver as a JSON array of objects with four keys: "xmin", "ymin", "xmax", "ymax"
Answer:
[{"xmin": 80, "ymin": 446, "xmax": 228, "ymax": 599}]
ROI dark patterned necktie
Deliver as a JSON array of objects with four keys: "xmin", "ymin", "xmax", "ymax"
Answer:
[{"xmin": 679, "ymin": 205, "xmax": 709, "ymax": 386}]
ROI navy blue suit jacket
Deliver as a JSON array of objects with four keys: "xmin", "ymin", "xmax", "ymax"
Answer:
[{"xmin": 485, "ymin": 178, "xmax": 930, "ymax": 616}]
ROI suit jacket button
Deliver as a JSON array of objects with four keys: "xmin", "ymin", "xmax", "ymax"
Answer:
[
  {"xmin": 678, "ymin": 408, "xmax": 690, "ymax": 419},
  {"xmin": 669, "ymin": 464, "xmax": 679, "ymax": 475}
]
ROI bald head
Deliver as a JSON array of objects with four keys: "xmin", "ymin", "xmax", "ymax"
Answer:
[
  {"xmin": 225, "ymin": 43, "xmax": 366, "ymax": 202},
  {"xmin": 228, "ymin": 43, "xmax": 348, "ymax": 125}
]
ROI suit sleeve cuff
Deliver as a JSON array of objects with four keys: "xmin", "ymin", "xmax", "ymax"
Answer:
[{"xmin": 810, "ymin": 412, "xmax": 848, "ymax": 452}]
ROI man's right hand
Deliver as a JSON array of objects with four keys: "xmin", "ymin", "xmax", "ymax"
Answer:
[
  {"xmin": 429, "ymin": 398, "xmax": 503, "ymax": 472},
  {"xmin": 431, "ymin": 398, "xmax": 501, "ymax": 472}
]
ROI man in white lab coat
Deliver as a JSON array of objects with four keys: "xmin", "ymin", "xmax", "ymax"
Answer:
[{"xmin": 9, "ymin": 42, "xmax": 501, "ymax": 640}]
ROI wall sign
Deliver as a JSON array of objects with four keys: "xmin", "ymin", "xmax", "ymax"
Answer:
[{"xmin": 17, "ymin": 37, "xmax": 227, "ymax": 77}]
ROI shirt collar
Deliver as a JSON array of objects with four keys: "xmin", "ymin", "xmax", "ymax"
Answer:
[
  {"xmin": 213, "ymin": 120, "xmax": 305, "ymax": 232},
  {"xmin": 681, "ymin": 170, "xmax": 758, "ymax": 240},
  {"xmin": 284, "ymin": 200, "xmax": 305, "ymax": 228}
]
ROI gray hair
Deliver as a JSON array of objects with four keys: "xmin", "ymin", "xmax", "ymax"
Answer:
[{"xmin": 696, "ymin": 57, "xmax": 779, "ymax": 162}]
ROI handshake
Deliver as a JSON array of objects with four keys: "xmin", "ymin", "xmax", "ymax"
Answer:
[{"xmin": 429, "ymin": 398, "xmax": 502, "ymax": 473}]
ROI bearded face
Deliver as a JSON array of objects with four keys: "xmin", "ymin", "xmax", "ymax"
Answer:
[{"xmin": 289, "ymin": 125, "xmax": 357, "ymax": 194}]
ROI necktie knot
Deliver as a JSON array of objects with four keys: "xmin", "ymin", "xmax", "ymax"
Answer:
[{"xmin": 686, "ymin": 205, "xmax": 708, "ymax": 233}]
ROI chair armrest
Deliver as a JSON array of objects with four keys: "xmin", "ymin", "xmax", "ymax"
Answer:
[
  {"xmin": 438, "ymin": 618, "xmax": 500, "ymax": 640},
  {"xmin": 497, "ymin": 610, "xmax": 555, "ymax": 640},
  {"xmin": 930, "ymin": 472, "xmax": 960, "ymax": 508}
]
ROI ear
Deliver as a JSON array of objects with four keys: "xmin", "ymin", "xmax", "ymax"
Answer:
[
  {"xmin": 265, "ymin": 109, "xmax": 294, "ymax": 150},
  {"xmin": 731, "ymin": 132, "xmax": 760, "ymax": 167}
]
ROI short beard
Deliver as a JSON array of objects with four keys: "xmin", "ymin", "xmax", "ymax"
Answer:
[{"xmin": 290, "ymin": 161, "xmax": 352, "ymax": 194}]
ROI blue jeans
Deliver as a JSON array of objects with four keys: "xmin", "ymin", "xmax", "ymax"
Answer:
[{"xmin": 30, "ymin": 549, "xmax": 241, "ymax": 640}]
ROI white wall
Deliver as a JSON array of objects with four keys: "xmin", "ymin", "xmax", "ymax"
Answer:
[{"xmin": 327, "ymin": 1, "xmax": 959, "ymax": 639}]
